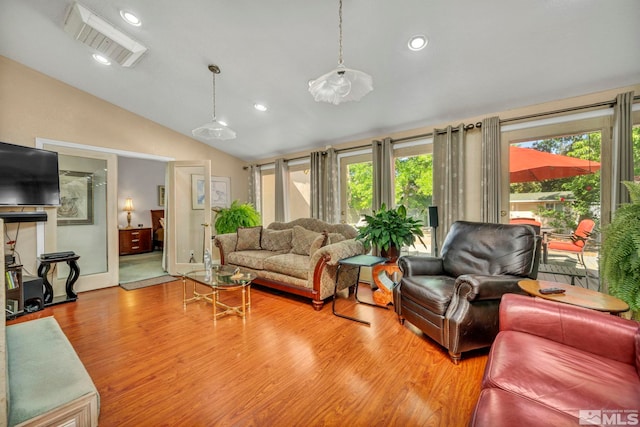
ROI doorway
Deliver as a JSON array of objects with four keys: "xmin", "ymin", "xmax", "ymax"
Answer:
[{"xmin": 117, "ymin": 156, "xmax": 168, "ymax": 284}]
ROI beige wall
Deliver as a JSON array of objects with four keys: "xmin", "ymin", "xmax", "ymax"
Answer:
[{"xmin": 0, "ymin": 56, "xmax": 248, "ymax": 274}]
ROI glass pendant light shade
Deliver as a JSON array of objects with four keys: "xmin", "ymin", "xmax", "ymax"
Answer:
[
  {"xmin": 192, "ymin": 64, "xmax": 236, "ymax": 140},
  {"xmin": 308, "ymin": 64, "xmax": 373, "ymax": 105},
  {"xmin": 192, "ymin": 120, "xmax": 237, "ymax": 140},
  {"xmin": 309, "ymin": 0, "xmax": 373, "ymax": 105}
]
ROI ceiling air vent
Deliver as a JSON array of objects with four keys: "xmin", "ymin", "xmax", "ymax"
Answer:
[{"xmin": 63, "ymin": 2, "xmax": 147, "ymax": 67}]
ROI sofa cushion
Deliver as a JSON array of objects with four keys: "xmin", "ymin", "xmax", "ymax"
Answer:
[
  {"xmin": 291, "ymin": 226, "xmax": 323, "ymax": 256},
  {"xmin": 227, "ymin": 250, "xmax": 276, "ymax": 270},
  {"xmin": 471, "ymin": 388, "xmax": 579, "ymax": 427},
  {"xmin": 483, "ymin": 330, "xmax": 640, "ymax": 416},
  {"xmin": 236, "ymin": 226, "xmax": 262, "ymax": 251},
  {"xmin": 261, "ymin": 228, "xmax": 292, "ymax": 252},
  {"xmin": 264, "ymin": 253, "xmax": 310, "ymax": 280}
]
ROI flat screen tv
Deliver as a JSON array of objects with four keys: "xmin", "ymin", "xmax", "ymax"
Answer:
[{"xmin": 0, "ymin": 141, "xmax": 60, "ymax": 206}]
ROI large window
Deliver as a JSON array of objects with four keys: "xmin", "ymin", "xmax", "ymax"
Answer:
[
  {"xmin": 509, "ymin": 131, "xmax": 602, "ymax": 233},
  {"xmin": 394, "ymin": 143, "xmax": 433, "ymax": 255},
  {"xmin": 287, "ymin": 161, "xmax": 310, "ymax": 221},
  {"xmin": 259, "ymin": 161, "xmax": 310, "ymax": 225},
  {"xmin": 260, "ymin": 168, "xmax": 275, "ymax": 226},
  {"xmin": 339, "ymin": 142, "xmax": 434, "ymax": 254},
  {"xmin": 340, "ymin": 152, "xmax": 372, "ymax": 225}
]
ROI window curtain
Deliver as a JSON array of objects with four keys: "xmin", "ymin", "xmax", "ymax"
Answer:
[
  {"xmin": 611, "ymin": 91, "xmax": 634, "ymax": 210},
  {"xmin": 433, "ymin": 124, "xmax": 465, "ymax": 248},
  {"xmin": 310, "ymin": 148, "xmax": 339, "ymax": 222},
  {"xmin": 247, "ymin": 165, "xmax": 261, "ymax": 213},
  {"xmin": 372, "ymin": 138, "xmax": 394, "ymax": 211},
  {"xmin": 274, "ymin": 158, "xmax": 289, "ymax": 222},
  {"xmin": 481, "ymin": 116, "xmax": 501, "ymax": 223}
]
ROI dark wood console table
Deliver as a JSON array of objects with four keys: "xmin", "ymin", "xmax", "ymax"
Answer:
[{"xmin": 37, "ymin": 254, "xmax": 81, "ymax": 305}]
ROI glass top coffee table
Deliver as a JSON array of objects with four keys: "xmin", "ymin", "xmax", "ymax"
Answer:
[{"xmin": 181, "ymin": 265, "xmax": 256, "ymax": 319}]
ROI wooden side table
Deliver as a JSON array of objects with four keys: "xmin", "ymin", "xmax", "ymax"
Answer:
[
  {"xmin": 371, "ymin": 262, "xmax": 402, "ymax": 306},
  {"xmin": 518, "ymin": 279, "xmax": 629, "ymax": 314}
]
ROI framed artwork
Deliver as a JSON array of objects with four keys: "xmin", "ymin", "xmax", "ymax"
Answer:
[
  {"xmin": 157, "ymin": 185, "xmax": 165, "ymax": 206},
  {"xmin": 191, "ymin": 175, "xmax": 231, "ymax": 210},
  {"xmin": 57, "ymin": 171, "xmax": 94, "ymax": 225}
]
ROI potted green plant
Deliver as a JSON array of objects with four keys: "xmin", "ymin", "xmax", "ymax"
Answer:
[
  {"xmin": 601, "ymin": 181, "xmax": 640, "ymax": 319},
  {"xmin": 356, "ymin": 203, "xmax": 425, "ymax": 262},
  {"xmin": 214, "ymin": 200, "xmax": 261, "ymax": 234}
]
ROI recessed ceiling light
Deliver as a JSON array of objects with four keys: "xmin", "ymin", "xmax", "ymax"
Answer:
[
  {"xmin": 254, "ymin": 103, "xmax": 268, "ymax": 112},
  {"xmin": 120, "ymin": 10, "xmax": 141, "ymax": 26},
  {"xmin": 92, "ymin": 53, "xmax": 111, "ymax": 65},
  {"xmin": 408, "ymin": 35, "xmax": 428, "ymax": 51}
]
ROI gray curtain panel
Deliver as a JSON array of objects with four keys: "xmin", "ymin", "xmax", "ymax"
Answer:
[
  {"xmin": 433, "ymin": 124, "xmax": 465, "ymax": 248},
  {"xmin": 481, "ymin": 116, "xmax": 501, "ymax": 223},
  {"xmin": 372, "ymin": 138, "xmax": 394, "ymax": 211},
  {"xmin": 611, "ymin": 91, "xmax": 634, "ymax": 209},
  {"xmin": 274, "ymin": 158, "xmax": 289, "ymax": 222},
  {"xmin": 247, "ymin": 165, "xmax": 261, "ymax": 213},
  {"xmin": 310, "ymin": 149, "xmax": 339, "ymax": 222}
]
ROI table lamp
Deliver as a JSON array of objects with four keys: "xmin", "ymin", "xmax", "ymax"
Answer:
[{"xmin": 123, "ymin": 198, "xmax": 134, "ymax": 229}]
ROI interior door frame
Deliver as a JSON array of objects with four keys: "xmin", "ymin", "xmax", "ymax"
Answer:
[{"xmin": 36, "ymin": 138, "xmax": 173, "ymax": 291}]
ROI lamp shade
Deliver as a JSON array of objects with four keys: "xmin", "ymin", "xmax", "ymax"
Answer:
[
  {"xmin": 192, "ymin": 120, "xmax": 237, "ymax": 140},
  {"xmin": 308, "ymin": 65, "xmax": 373, "ymax": 105},
  {"xmin": 124, "ymin": 198, "xmax": 134, "ymax": 212}
]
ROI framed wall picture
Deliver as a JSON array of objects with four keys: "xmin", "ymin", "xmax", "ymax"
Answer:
[
  {"xmin": 191, "ymin": 175, "xmax": 231, "ymax": 210},
  {"xmin": 157, "ymin": 185, "xmax": 165, "ymax": 206},
  {"xmin": 57, "ymin": 171, "xmax": 94, "ymax": 225}
]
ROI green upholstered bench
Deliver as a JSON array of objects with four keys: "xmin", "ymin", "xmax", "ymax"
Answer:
[{"xmin": 6, "ymin": 317, "xmax": 99, "ymax": 427}]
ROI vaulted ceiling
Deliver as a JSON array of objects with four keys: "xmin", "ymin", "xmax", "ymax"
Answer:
[{"xmin": 1, "ymin": 0, "xmax": 639, "ymax": 162}]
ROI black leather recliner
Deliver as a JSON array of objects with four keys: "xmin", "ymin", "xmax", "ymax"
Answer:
[{"xmin": 395, "ymin": 221, "xmax": 540, "ymax": 363}]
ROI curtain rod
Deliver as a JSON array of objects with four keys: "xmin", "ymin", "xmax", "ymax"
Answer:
[{"xmin": 244, "ymin": 94, "xmax": 639, "ymax": 169}]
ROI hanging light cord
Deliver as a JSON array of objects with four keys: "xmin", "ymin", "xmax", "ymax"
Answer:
[{"xmin": 338, "ymin": 0, "xmax": 344, "ymax": 66}]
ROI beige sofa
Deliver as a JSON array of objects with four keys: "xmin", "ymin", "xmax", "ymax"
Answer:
[{"xmin": 214, "ymin": 218, "xmax": 365, "ymax": 310}]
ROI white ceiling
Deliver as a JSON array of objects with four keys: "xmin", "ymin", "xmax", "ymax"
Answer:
[{"xmin": 1, "ymin": 0, "xmax": 639, "ymax": 162}]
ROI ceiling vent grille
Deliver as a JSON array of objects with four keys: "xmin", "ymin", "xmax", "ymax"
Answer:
[{"xmin": 63, "ymin": 2, "xmax": 147, "ymax": 67}]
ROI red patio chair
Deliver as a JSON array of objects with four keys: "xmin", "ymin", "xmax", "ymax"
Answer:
[{"xmin": 544, "ymin": 219, "xmax": 595, "ymax": 270}]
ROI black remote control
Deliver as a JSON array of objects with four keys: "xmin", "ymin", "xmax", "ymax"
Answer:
[{"xmin": 539, "ymin": 287, "xmax": 566, "ymax": 295}]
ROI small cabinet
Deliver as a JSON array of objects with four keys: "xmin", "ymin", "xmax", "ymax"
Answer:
[{"xmin": 119, "ymin": 228, "xmax": 152, "ymax": 255}]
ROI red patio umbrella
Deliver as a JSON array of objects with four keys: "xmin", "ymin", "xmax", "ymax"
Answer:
[{"xmin": 509, "ymin": 146, "xmax": 600, "ymax": 183}]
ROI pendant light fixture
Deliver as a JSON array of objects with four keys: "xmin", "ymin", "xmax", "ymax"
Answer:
[
  {"xmin": 308, "ymin": 0, "xmax": 373, "ymax": 105},
  {"xmin": 192, "ymin": 64, "xmax": 236, "ymax": 140}
]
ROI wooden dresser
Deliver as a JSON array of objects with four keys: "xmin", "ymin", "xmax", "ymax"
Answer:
[{"xmin": 119, "ymin": 228, "xmax": 152, "ymax": 255}]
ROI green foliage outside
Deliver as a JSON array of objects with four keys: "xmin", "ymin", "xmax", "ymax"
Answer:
[
  {"xmin": 214, "ymin": 200, "xmax": 261, "ymax": 234},
  {"xmin": 345, "ymin": 154, "xmax": 433, "ymax": 224},
  {"xmin": 601, "ymin": 182, "xmax": 640, "ymax": 312}
]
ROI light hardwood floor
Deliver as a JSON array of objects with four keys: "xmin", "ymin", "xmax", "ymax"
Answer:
[{"xmin": 9, "ymin": 280, "xmax": 487, "ymax": 426}]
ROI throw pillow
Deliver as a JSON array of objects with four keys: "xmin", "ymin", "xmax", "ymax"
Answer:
[
  {"xmin": 261, "ymin": 228, "xmax": 293, "ymax": 252},
  {"xmin": 327, "ymin": 232, "xmax": 346, "ymax": 245},
  {"xmin": 236, "ymin": 226, "xmax": 262, "ymax": 251},
  {"xmin": 291, "ymin": 225, "xmax": 323, "ymax": 256},
  {"xmin": 309, "ymin": 231, "xmax": 328, "ymax": 256}
]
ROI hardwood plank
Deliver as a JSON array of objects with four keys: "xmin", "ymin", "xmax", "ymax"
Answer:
[{"xmin": 8, "ymin": 281, "xmax": 487, "ymax": 426}]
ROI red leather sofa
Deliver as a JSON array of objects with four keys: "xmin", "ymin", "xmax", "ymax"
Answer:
[{"xmin": 471, "ymin": 293, "xmax": 640, "ymax": 426}]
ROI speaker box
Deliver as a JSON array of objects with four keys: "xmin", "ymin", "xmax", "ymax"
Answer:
[
  {"xmin": 428, "ymin": 206, "xmax": 439, "ymax": 228},
  {"xmin": 22, "ymin": 275, "xmax": 44, "ymax": 312}
]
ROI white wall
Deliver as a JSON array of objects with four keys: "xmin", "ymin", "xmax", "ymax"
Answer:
[{"xmin": 118, "ymin": 156, "xmax": 166, "ymax": 229}]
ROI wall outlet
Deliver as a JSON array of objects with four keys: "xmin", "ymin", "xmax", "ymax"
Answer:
[{"xmin": 190, "ymin": 250, "xmax": 194, "ymax": 257}]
